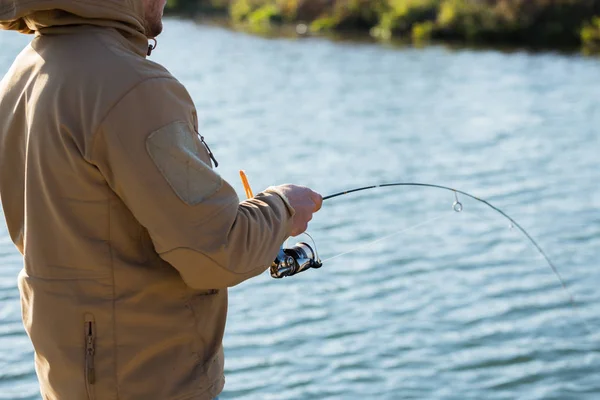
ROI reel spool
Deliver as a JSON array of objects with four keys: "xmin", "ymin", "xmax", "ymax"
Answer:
[{"xmin": 270, "ymin": 235, "xmax": 322, "ymax": 279}]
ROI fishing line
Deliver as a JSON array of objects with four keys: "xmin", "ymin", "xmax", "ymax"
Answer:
[
  {"xmin": 321, "ymin": 212, "xmax": 452, "ymax": 263},
  {"xmin": 270, "ymin": 181, "xmax": 590, "ymax": 332},
  {"xmin": 322, "ymin": 183, "xmax": 584, "ymax": 320}
]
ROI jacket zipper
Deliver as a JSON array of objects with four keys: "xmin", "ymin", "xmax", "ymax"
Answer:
[
  {"xmin": 84, "ymin": 313, "xmax": 96, "ymax": 400},
  {"xmin": 191, "ymin": 112, "xmax": 219, "ymax": 168}
]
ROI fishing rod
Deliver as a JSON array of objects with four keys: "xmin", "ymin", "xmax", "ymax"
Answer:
[{"xmin": 270, "ymin": 182, "xmax": 577, "ymax": 310}]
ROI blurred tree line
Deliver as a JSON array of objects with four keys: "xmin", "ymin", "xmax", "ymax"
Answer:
[{"xmin": 165, "ymin": 0, "xmax": 600, "ymax": 51}]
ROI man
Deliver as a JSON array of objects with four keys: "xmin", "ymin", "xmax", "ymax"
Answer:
[{"xmin": 0, "ymin": 0, "xmax": 322, "ymax": 399}]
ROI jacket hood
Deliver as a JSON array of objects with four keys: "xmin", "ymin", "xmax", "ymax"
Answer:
[{"xmin": 0, "ymin": 0, "xmax": 146, "ymax": 38}]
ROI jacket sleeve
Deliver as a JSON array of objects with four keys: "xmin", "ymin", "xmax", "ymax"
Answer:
[{"xmin": 90, "ymin": 77, "xmax": 294, "ymax": 289}]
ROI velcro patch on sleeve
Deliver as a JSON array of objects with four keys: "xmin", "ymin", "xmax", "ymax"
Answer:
[{"xmin": 146, "ymin": 121, "xmax": 222, "ymax": 206}]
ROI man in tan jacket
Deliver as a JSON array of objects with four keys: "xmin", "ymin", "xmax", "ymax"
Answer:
[{"xmin": 0, "ymin": 0, "xmax": 322, "ymax": 399}]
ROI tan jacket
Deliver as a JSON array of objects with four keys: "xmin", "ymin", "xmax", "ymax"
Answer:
[{"xmin": 0, "ymin": 1, "xmax": 294, "ymax": 399}]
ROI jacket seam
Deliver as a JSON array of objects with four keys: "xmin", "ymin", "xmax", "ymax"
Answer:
[
  {"xmin": 156, "ymin": 194, "xmax": 276, "ymax": 278},
  {"xmin": 87, "ymin": 76, "xmax": 179, "ymax": 164},
  {"xmin": 156, "ymin": 195, "xmax": 276, "ymax": 278},
  {"xmin": 159, "ymin": 245, "xmax": 270, "ymax": 279},
  {"xmin": 156, "ymin": 192, "xmax": 289, "ymax": 278}
]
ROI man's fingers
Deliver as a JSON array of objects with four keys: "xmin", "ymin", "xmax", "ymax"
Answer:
[
  {"xmin": 311, "ymin": 191, "xmax": 323, "ymax": 212},
  {"xmin": 290, "ymin": 220, "xmax": 308, "ymax": 237},
  {"xmin": 269, "ymin": 184, "xmax": 322, "ymax": 235}
]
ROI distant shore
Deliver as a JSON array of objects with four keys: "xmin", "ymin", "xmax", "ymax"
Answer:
[{"xmin": 165, "ymin": 0, "xmax": 600, "ymax": 53}]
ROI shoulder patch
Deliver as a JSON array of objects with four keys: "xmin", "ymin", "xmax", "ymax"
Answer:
[{"xmin": 146, "ymin": 121, "xmax": 222, "ymax": 206}]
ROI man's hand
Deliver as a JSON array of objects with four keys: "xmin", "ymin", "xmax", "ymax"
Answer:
[{"xmin": 272, "ymin": 184, "xmax": 323, "ymax": 236}]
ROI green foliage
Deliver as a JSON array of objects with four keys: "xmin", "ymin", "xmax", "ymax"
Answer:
[
  {"xmin": 310, "ymin": 15, "xmax": 341, "ymax": 32},
  {"xmin": 412, "ymin": 20, "xmax": 435, "ymax": 42},
  {"xmin": 230, "ymin": 0, "xmax": 295, "ymax": 27},
  {"xmin": 437, "ymin": 0, "xmax": 508, "ymax": 40},
  {"xmin": 247, "ymin": 3, "xmax": 282, "ymax": 25},
  {"xmin": 166, "ymin": 0, "xmax": 179, "ymax": 9},
  {"xmin": 230, "ymin": 0, "xmax": 252, "ymax": 22},
  {"xmin": 433, "ymin": 0, "xmax": 598, "ymax": 46},
  {"xmin": 165, "ymin": 0, "xmax": 229, "ymax": 13},
  {"xmin": 581, "ymin": 16, "xmax": 600, "ymax": 52},
  {"xmin": 373, "ymin": 0, "xmax": 439, "ymax": 39},
  {"xmin": 165, "ymin": 0, "xmax": 600, "ymax": 52},
  {"xmin": 311, "ymin": 0, "xmax": 384, "ymax": 33},
  {"xmin": 279, "ymin": 0, "xmax": 299, "ymax": 21}
]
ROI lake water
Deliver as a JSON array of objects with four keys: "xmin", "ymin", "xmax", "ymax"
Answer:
[{"xmin": 1, "ymin": 17, "xmax": 599, "ymax": 400}]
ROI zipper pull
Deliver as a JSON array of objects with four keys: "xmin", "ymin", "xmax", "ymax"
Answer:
[
  {"xmin": 191, "ymin": 113, "xmax": 219, "ymax": 168},
  {"xmin": 147, "ymin": 38, "xmax": 157, "ymax": 57},
  {"xmin": 85, "ymin": 321, "xmax": 96, "ymax": 384},
  {"xmin": 198, "ymin": 133, "xmax": 219, "ymax": 168}
]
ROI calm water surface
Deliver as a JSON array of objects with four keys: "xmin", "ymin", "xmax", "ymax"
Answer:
[{"xmin": 1, "ymin": 18, "xmax": 599, "ymax": 400}]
